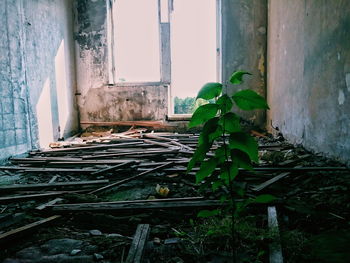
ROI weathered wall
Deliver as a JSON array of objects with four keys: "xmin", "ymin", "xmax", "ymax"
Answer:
[
  {"xmin": 74, "ymin": 0, "xmax": 168, "ymax": 123},
  {"xmin": 81, "ymin": 84, "xmax": 168, "ymax": 122},
  {"xmin": 222, "ymin": 0, "xmax": 267, "ymax": 126},
  {"xmin": 0, "ymin": 0, "xmax": 78, "ymax": 161},
  {"xmin": 267, "ymin": 0, "xmax": 350, "ymax": 163}
]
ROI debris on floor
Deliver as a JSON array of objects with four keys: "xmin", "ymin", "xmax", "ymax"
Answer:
[{"xmin": 0, "ymin": 127, "xmax": 349, "ymax": 262}]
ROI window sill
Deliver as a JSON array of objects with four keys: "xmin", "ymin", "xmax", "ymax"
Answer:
[
  {"xmin": 167, "ymin": 114, "xmax": 192, "ymax": 121},
  {"xmin": 106, "ymin": 82, "xmax": 170, "ymax": 87}
]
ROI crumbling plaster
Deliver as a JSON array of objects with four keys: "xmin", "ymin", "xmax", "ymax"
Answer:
[{"xmin": 267, "ymin": 0, "xmax": 350, "ymax": 164}]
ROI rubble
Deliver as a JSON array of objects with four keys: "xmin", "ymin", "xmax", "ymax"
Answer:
[{"xmin": 0, "ymin": 128, "xmax": 349, "ymax": 262}]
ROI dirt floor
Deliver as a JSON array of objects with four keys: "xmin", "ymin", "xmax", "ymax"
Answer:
[{"xmin": 0, "ymin": 127, "xmax": 349, "ymax": 263}]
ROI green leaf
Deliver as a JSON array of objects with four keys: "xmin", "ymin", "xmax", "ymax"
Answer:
[
  {"xmin": 212, "ymin": 180, "xmax": 223, "ymax": 191},
  {"xmin": 189, "ymin": 104, "xmax": 219, "ymax": 128},
  {"xmin": 253, "ymin": 194, "xmax": 277, "ymax": 203},
  {"xmin": 196, "ymin": 82, "xmax": 223, "ymax": 100},
  {"xmin": 216, "ymin": 94, "xmax": 233, "ymax": 113},
  {"xmin": 215, "ymin": 145, "xmax": 228, "ymax": 163},
  {"xmin": 229, "ymin": 71, "xmax": 252, "ymax": 84},
  {"xmin": 229, "ymin": 132, "xmax": 258, "ymax": 162},
  {"xmin": 195, "ymin": 157, "xmax": 218, "ymax": 184},
  {"xmin": 187, "ymin": 142, "xmax": 210, "ymax": 172},
  {"xmin": 220, "ymin": 163, "xmax": 239, "ymax": 185},
  {"xmin": 232, "ymin": 89, "xmax": 269, "ymax": 110},
  {"xmin": 198, "ymin": 117, "xmax": 220, "ymax": 145},
  {"xmin": 208, "ymin": 125, "xmax": 223, "ymax": 142},
  {"xmin": 231, "ymin": 149, "xmax": 253, "ymax": 170},
  {"xmin": 218, "ymin": 112, "xmax": 241, "ymax": 133},
  {"xmin": 197, "ymin": 209, "xmax": 220, "ymax": 218}
]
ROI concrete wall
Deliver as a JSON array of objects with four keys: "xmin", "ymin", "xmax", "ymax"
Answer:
[
  {"xmin": 267, "ymin": 0, "xmax": 350, "ymax": 163},
  {"xmin": 222, "ymin": 0, "xmax": 267, "ymax": 126},
  {"xmin": 74, "ymin": 0, "xmax": 168, "ymax": 123},
  {"xmin": 0, "ymin": 0, "xmax": 78, "ymax": 161}
]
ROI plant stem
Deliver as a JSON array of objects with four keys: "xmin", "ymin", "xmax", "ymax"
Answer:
[{"xmin": 221, "ymin": 87, "xmax": 236, "ymax": 262}]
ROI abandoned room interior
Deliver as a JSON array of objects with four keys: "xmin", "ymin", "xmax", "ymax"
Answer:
[{"xmin": 0, "ymin": 0, "xmax": 349, "ymax": 262}]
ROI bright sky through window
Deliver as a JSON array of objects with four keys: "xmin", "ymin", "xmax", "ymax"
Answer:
[{"xmin": 114, "ymin": 0, "xmax": 161, "ymax": 82}]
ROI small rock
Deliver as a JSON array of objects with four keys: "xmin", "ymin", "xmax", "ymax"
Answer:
[
  {"xmin": 70, "ymin": 249, "xmax": 82, "ymax": 256},
  {"xmin": 153, "ymin": 237, "xmax": 161, "ymax": 245},
  {"xmin": 93, "ymin": 253, "xmax": 104, "ymax": 261},
  {"xmin": 89, "ymin": 229, "xmax": 102, "ymax": 236}
]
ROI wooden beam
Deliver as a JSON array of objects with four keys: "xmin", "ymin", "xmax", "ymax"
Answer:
[
  {"xmin": 89, "ymin": 162, "xmax": 173, "ymax": 194},
  {"xmin": 0, "ymin": 180, "xmax": 109, "ymax": 193},
  {"xmin": 268, "ymin": 206, "xmax": 284, "ymax": 263},
  {"xmin": 49, "ymin": 199, "xmax": 223, "ymax": 213},
  {"xmin": 80, "ymin": 121, "xmax": 169, "ymax": 128},
  {"xmin": 91, "ymin": 161, "xmax": 135, "ymax": 176},
  {"xmin": 126, "ymin": 224, "xmax": 150, "ymax": 263},
  {"xmin": 0, "ymin": 215, "xmax": 61, "ymax": 244},
  {"xmin": 251, "ymin": 172, "xmax": 291, "ymax": 192}
]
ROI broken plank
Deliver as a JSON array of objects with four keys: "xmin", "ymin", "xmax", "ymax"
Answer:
[
  {"xmin": 36, "ymin": 198, "xmax": 64, "ymax": 211},
  {"xmin": 0, "ymin": 192, "xmax": 70, "ymax": 204},
  {"xmin": 251, "ymin": 172, "xmax": 291, "ymax": 192},
  {"xmin": 0, "ymin": 180, "xmax": 109, "ymax": 193},
  {"xmin": 89, "ymin": 162, "xmax": 173, "ymax": 194},
  {"xmin": 0, "ymin": 166, "xmax": 97, "ymax": 173},
  {"xmin": 138, "ymin": 166, "xmax": 349, "ymax": 173},
  {"xmin": 91, "ymin": 161, "xmax": 135, "ymax": 176},
  {"xmin": 49, "ymin": 199, "xmax": 223, "ymax": 213},
  {"xmin": 82, "ymin": 149, "xmax": 178, "ymax": 160},
  {"xmin": 35, "ymin": 141, "xmax": 145, "ymax": 154},
  {"xmin": 126, "ymin": 224, "xmax": 150, "ymax": 263},
  {"xmin": 0, "ymin": 215, "xmax": 61, "ymax": 244},
  {"xmin": 268, "ymin": 206, "xmax": 283, "ymax": 263},
  {"xmin": 278, "ymin": 154, "xmax": 311, "ymax": 166}
]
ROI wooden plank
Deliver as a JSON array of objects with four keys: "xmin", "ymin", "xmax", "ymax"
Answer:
[
  {"xmin": 0, "ymin": 166, "xmax": 97, "ymax": 173},
  {"xmin": 80, "ymin": 120, "xmax": 168, "ymax": 128},
  {"xmin": 126, "ymin": 224, "xmax": 150, "ymax": 263},
  {"xmin": 0, "ymin": 180, "xmax": 109, "ymax": 193},
  {"xmin": 0, "ymin": 215, "xmax": 61, "ymax": 244},
  {"xmin": 36, "ymin": 198, "xmax": 63, "ymax": 211},
  {"xmin": 89, "ymin": 162, "xmax": 173, "ymax": 195},
  {"xmin": 251, "ymin": 172, "xmax": 291, "ymax": 192},
  {"xmin": 82, "ymin": 149, "xmax": 178, "ymax": 160},
  {"xmin": 49, "ymin": 199, "xmax": 223, "ymax": 213},
  {"xmin": 0, "ymin": 192, "xmax": 70, "ymax": 204},
  {"xmin": 91, "ymin": 161, "xmax": 135, "ymax": 176},
  {"xmin": 137, "ymin": 166, "xmax": 349, "ymax": 173},
  {"xmin": 37, "ymin": 141, "xmax": 145, "ymax": 154},
  {"xmin": 278, "ymin": 154, "xmax": 311, "ymax": 166},
  {"xmin": 268, "ymin": 206, "xmax": 283, "ymax": 263}
]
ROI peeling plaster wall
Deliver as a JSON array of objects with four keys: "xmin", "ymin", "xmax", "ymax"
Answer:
[
  {"xmin": 0, "ymin": 0, "xmax": 78, "ymax": 161},
  {"xmin": 74, "ymin": 0, "xmax": 168, "ymax": 122},
  {"xmin": 222, "ymin": 0, "xmax": 267, "ymax": 127},
  {"xmin": 267, "ymin": 0, "xmax": 350, "ymax": 163}
]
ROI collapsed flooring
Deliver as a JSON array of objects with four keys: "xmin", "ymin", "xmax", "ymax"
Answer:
[{"xmin": 0, "ymin": 127, "xmax": 349, "ymax": 263}]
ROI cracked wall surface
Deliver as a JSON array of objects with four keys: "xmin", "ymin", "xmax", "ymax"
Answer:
[{"xmin": 267, "ymin": 0, "xmax": 350, "ymax": 164}]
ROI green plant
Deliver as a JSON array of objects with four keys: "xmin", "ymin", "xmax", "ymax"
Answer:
[{"xmin": 187, "ymin": 71, "xmax": 275, "ymax": 260}]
